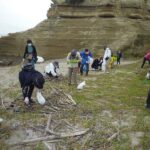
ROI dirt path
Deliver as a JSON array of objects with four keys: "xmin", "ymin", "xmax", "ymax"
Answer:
[{"xmin": 0, "ymin": 59, "xmax": 139, "ymax": 90}]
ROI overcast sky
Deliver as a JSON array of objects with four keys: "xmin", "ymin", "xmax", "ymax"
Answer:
[{"xmin": 0, "ymin": 0, "xmax": 53, "ymax": 36}]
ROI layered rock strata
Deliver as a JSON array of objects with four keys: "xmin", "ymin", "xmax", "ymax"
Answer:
[{"xmin": 0, "ymin": 0, "xmax": 150, "ymax": 60}]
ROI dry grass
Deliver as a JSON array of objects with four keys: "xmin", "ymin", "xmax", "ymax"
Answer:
[{"xmin": 0, "ymin": 59, "xmax": 150, "ymax": 149}]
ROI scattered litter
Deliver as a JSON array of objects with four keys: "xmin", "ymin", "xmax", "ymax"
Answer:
[
  {"xmin": 0, "ymin": 118, "xmax": 3, "ymax": 124},
  {"xmin": 77, "ymin": 81, "xmax": 86, "ymax": 90},
  {"xmin": 37, "ymin": 91, "xmax": 46, "ymax": 105},
  {"xmin": 37, "ymin": 56, "xmax": 44, "ymax": 63},
  {"xmin": 146, "ymin": 70, "xmax": 150, "ymax": 79},
  {"xmin": 24, "ymin": 97, "xmax": 29, "ymax": 105}
]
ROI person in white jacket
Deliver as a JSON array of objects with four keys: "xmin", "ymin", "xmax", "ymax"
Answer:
[
  {"xmin": 45, "ymin": 61, "xmax": 60, "ymax": 78},
  {"xmin": 102, "ymin": 46, "xmax": 111, "ymax": 72}
]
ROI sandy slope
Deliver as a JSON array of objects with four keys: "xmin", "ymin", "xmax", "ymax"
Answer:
[{"xmin": 0, "ymin": 59, "xmax": 68, "ymax": 90}]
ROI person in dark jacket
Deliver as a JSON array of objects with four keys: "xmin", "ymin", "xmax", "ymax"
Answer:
[
  {"xmin": 19, "ymin": 63, "xmax": 45, "ymax": 105},
  {"xmin": 23, "ymin": 39, "xmax": 37, "ymax": 67},
  {"xmin": 91, "ymin": 57, "xmax": 103, "ymax": 70},
  {"xmin": 116, "ymin": 50, "xmax": 122, "ymax": 65},
  {"xmin": 91, "ymin": 58, "xmax": 100, "ymax": 70}
]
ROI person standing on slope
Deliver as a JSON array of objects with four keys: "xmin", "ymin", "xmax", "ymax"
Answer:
[
  {"xmin": 102, "ymin": 46, "xmax": 111, "ymax": 73},
  {"xmin": 23, "ymin": 39, "xmax": 37, "ymax": 67}
]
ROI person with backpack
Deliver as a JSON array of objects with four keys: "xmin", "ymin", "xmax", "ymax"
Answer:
[
  {"xmin": 80, "ymin": 48, "xmax": 93, "ymax": 76},
  {"xmin": 45, "ymin": 61, "xmax": 60, "ymax": 78},
  {"xmin": 67, "ymin": 49, "xmax": 81, "ymax": 85},
  {"xmin": 23, "ymin": 39, "xmax": 37, "ymax": 67},
  {"xmin": 19, "ymin": 63, "xmax": 45, "ymax": 105},
  {"xmin": 102, "ymin": 46, "xmax": 111, "ymax": 73},
  {"xmin": 141, "ymin": 51, "xmax": 150, "ymax": 68}
]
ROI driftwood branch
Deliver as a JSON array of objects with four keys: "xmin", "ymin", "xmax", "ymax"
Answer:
[
  {"xmin": 50, "ymin": 86, "xmax": 76, "ymax": 105},
  {"xmin": 0, "ymin": 96, "xmax": 6, "ymax": 109},
  {"xmin": 81, "ymin": 134, "xmax": 91, "ymax": 149},
  {"xmin": 28, "ymin": 125, "xmax": 44, "ymax": 132},
  {"xmin": 43, "ymin": 141, "xmax": 56, "ymax": 150},
  {"xmin": 45, "ymin": 115, "xmax": 52, "ymax": 135},
  {"xmin": 43, "ymin": 141, "xmax": 52, "ymax": 150},
  {"xmin": 63, "ymin": 93, "xmax": 76, "ymax": 105},
  {"xmin": 107, "ymin": 132, "xmax": 119, "ymax": 142},
  {"xmin": 11, "ymin": 128, "xmax": 89, "ymax": 146},
  {"xmin": 46, "ymin": 129, "xmax": 60, "ymax": 136}
]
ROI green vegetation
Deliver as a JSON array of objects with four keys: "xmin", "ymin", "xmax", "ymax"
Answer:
[{"xmin": 1, "ymin": 60, "xmax": 150, "ymax": 149}]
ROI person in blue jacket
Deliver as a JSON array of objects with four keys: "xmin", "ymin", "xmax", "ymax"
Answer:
[{"xmin": 80, "ymin": 48, "xmax": 92, "ymax": 76}]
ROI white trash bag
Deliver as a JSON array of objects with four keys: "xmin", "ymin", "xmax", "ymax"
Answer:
[
  {"xmin": 146, "ymin": 72, "xmax": 150, "ymax": 79},
  {"xmin": 36, "ymin": 91, "xmax": 46, "ymax": 105},
  {"xmin": 77, "ymin": 81, "xmax": 86, "ymax": 90},
  {"xmin": 45, "ymin": 64, "xmax": 51, "ymax": 74},
  {"xmin": 24, "ymin": 97, "xmax": 29, "ymax": 105},
  {"xmin": 88, "ymin": 56, "xmax": 93, "ymax": 65},
  {"xmin": 37, "ymin": 56, "xmax": 44, "ymax": 63}
]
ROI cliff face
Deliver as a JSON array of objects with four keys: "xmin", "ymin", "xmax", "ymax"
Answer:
[{"xmin": 0, "ymin": 0, "xmax": 150, "ymax": 60}]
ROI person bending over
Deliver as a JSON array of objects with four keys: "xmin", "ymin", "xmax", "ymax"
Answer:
[
  {"xmin": 19, "ymin": 63, "xmax": 45, "ymax": 105},
  {"xmin": 45, "ymin": 61, "xmax": 60, "ymax": 78}
]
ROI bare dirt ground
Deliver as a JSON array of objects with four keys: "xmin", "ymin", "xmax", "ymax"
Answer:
[{"xmin": 0, "ymin": 59, "xmax": 68, "ymax": 90}]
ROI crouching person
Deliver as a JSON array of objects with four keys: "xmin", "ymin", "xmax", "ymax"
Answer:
[
  {"xmin": 67, "ymin": 49, "xmax": 81, "ymax": 85},
  {"xmin": 45, "ymin": 61, "xmax": 60, "ymax": 78},
  {"xmin": 19, "ymin": 63, "xmax": 45, "ymax": 105}
]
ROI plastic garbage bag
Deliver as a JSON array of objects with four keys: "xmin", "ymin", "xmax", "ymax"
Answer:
[
  {"xmin": 36, "ymin": 91, "xmax": 46, "ymax": 105},
  {"xmin": 0, "ymin": 118, "xmax": 3, "ymax": 123},
  {"xmin": 45, "ymin": 64, "xmax": 51, "ymax": 73},
  {"xmin": 37, "ymin": 56, "xmax": 44, "ymax": 63},
  {"xmin": 146, "ymin": 72, "xmax": 150, "ymax": 79},
  {"xmin": 24, "ymin": 97, "xmax": 29, "ymax": 105},
  {"xmin": 77, "ymin": 81, "xmax": 86, "ymax": 90},
  {"xmin": 88, "ymin": 56, "xmax": 93, "ymax": 64}
]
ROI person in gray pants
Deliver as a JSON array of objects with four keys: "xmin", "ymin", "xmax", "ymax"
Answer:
[{"xmin": 67, "ymin": 49, "xmax": 81, "ymax": 85}]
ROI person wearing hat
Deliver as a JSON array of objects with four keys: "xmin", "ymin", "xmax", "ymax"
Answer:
[
  {"xmin": 45, "ymin": 61, "xmax": 60, "ymax": 78},
  {"xmin": 67, "ymin": 49, "xmax": 81, "ymax": 85},
  {"xmin": 22, "ymin": 39, "xmax": 37, "ymax": 67},
  {"xmin": 80, "ymin": 48, "xmax": 93, "ymax": 76},
  {"xmin": 19, "ymin": 63, "xmax": 45, "ymax": 105}
]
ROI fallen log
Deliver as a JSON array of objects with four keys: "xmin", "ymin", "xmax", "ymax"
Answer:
[{"xmin": 11, "ymin": 128, "xmax": 89, "ymax": 146}]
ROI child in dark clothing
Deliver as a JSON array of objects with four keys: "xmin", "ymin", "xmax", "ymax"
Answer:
[
  {"xmin": 91, "ymin": 57, "xmax": 103, "ymax": 70},
  {"xmin": 91, "ymin": 58, "xmax": 100, "ymax": 70},
  {"xmin": 116, "ymin": 50, "xmax": 122, "ymax": 65}
]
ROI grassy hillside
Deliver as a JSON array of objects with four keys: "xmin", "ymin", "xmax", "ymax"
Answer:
[{"xmin": 0, "ymin": 59, "xmax": 150, "ymax": 149}]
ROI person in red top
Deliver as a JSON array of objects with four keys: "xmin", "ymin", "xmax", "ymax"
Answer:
[{"xmin": 141, "ymin": 51, "xmax": 150, "ymax": 68}]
